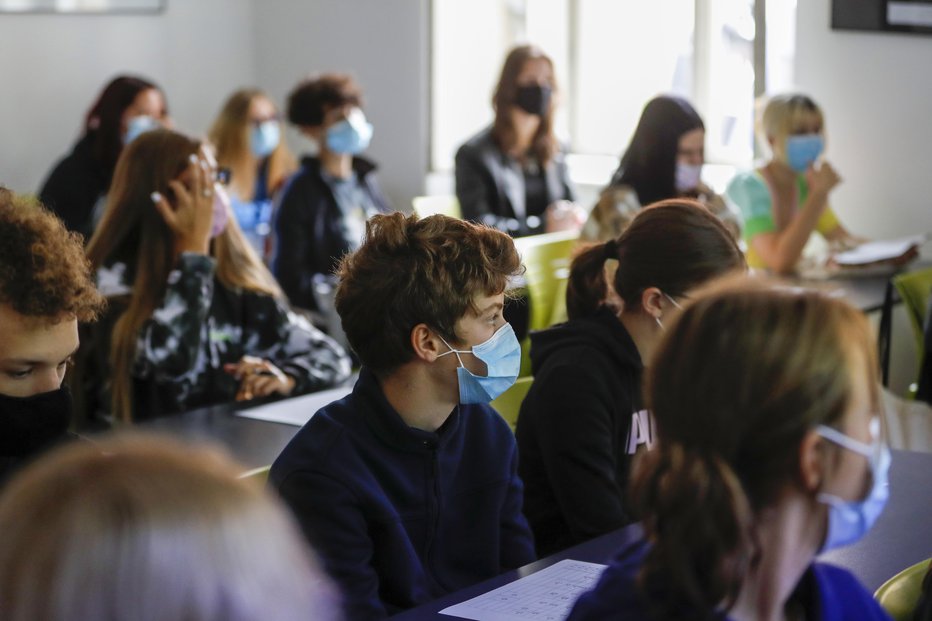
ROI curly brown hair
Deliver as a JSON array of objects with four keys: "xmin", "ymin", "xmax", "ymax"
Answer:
[
  {"xmin": 0, "ymin": 188, "xmax": 104, "ymax": 322},
  {"xmin": 335, "ymin": 213, "xmax": 522, "ymax": 375}
]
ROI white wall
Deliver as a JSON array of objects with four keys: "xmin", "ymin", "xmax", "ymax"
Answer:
[
  {"xmin": 253, "ymin": 0, "xmax": 430, "ymax": 211},
  {"xmin": 0, "ymin": 0, "xmax": 256, "ymax": 195},
  {"xmin": 795, "ymin": 0, "xmax": 932, "ymax": 395},
  {"xmin": 795, "ymin": 0, "xmax": 932, "ymax": 239}
]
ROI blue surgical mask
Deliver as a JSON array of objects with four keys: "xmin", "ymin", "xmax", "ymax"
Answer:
[
  {"xmin": 250, "ymin": 120, "xmax": 281, "ymax": 158},
  {"xmin": 437, "ymin": 323, "xmax": 521, "ymax": 404},
  {"xmin": 785, "ymin": 134, "xmax": 824, "ymax": 173},
  {"xmin": 123, "ymin": 115, "xmax": 160, "ymax": 145},
  {"xmin": 326, "ymin": 108, "xmax": 373, "ymax": 155},
  {"xmin": 816, "ymin": 418, "xmax": 890, "ymax": 552}
]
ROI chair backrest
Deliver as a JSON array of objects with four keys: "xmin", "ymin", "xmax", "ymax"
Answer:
[
  {"xmin": 412, "ymin": 195, "xmax": 462, "ymax": 220},
  {"xmin": 875, "ymin": 558, "xmax": 931, "ymax": 621},
  {"xmin": 513, "ymin": 231, "xmax": 578, "ymax": 376},
  {"xmin": 490, "ymin": 376, "xmax": 534, "ymax": 432},
  {"xmin": 513, "ymin": 230, "xmax": 579, "ymax": 332},
  {"xmin": 238, "ymin": 465, "xmax": 271, "ymax": 485},
  {"xmin": 892, "ymin": 267, "xmax": 932, "ymax": 365}
]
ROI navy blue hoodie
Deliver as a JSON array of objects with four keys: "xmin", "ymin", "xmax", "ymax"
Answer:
[
  {"xmin": 270, "ymin": 368, "xmax": 535, "ymax": 619},
  {"xmin": 516, "ymin": 306, "xmax": 648, "ymax": 556}
]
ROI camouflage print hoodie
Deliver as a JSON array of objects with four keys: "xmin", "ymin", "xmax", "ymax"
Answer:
[{"xmin": 94, "ymin": 253, "xmax": 352, "ymax": 419}]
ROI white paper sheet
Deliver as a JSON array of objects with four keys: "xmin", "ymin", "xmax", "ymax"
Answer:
[
  {"xmin": 234, "ymin": 384, "xmax": 353, "ymax": 426},
  {"xmin": 440, "ymin": 559, "xmax": 607, "ymax": 621},
  {"xmin": 832, "ymin": 234, "xmax": 928, "ymax": 266}
]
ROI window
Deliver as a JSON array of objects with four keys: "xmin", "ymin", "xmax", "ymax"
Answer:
[{"xmin": 430, "ymin": 0, "xmax": 796, "ymax": 181}]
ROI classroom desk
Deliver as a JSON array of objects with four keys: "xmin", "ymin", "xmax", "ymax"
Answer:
[
  {"xmin": 134, "ymin": 388, "xmax": 341, "ymax": 468},
  {"xmin": 389, "ymin": 449, "xmax": 932, "ymax": 620}
]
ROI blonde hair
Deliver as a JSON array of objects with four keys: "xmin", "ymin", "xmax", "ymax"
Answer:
[
  {"xmin": 757, "ymin": 93, "xmax": 825, "ymax": 162},
  {"xmin": 208, "ymin": 89, "xmax": 295, "ymax": 201},
  {"xmin": 86, "ymin": 129, "xmax": 284, "ymax": 422},
  {"xmin": 0, "ymin": 434, "xmax": 339, "ymax": 621}
]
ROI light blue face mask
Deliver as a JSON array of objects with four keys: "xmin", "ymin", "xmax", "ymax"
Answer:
[
  {"xmin": 123, "ymin": 115, "xmax": 160, "ymax": 145},
  {"xmin": 816, "ymin": 418, "xmax": 891, "ymax": 552},
  {"xmin": 250, "ymin": 120, "xmax": 281, "ymax": 158},
  {"xmin": 326, "ymin": 108, "xmax": 373, "ymax": 155},
  {"xmin": 785, "ymin": 134, "xmax": 824, "ymax": 173},
  {"xmin": 437, "ymin": 323, "xmax": 521, "ymax": 404}
]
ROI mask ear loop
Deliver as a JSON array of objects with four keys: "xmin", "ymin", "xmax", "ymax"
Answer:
[{"xmin": 435, "ymin": 333, "xmax": 467, "ymax": 368}]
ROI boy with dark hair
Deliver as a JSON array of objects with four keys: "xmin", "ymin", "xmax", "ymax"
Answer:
[
  {"xmin": 273, "ymin": 73, "xmax": 390, "ymax": 314},
  {"xmin": 271, "ymin": 212, "xmax": 535, "ymax": 619},
  {"xmin": 0, "ymin": 189, "xmax": 104, "ymax": 485}
]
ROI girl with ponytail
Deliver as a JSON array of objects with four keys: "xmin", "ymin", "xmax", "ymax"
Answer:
[
  {"xmin": 569, "ymin": 281, "xmax": 892, "ymax": 621},
  {"xmin": 515, "ymin": 199, "xmax": 744, "ymax": 556}
]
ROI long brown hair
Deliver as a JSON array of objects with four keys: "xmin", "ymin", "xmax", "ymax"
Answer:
[
  {"xmin": 566, "ymin": 199, "xmax": 745, "ymax": 320},
  {"xmin": 208, "ymin": 88, "xmax": 295, "ymax": 200},
  {"xmin": 0, "ymin": 434, "xmax": 339, "ymax": 621},
  {"xmin": 491, "ymin": 44, "xmax": 559, "ymax": 166},
  {"xmin": 86, "ymin": 129, "xmax": 283, "ymax": 422},
  {"xmin": 633, "ymin": 281, "xmax": 880, "ymax": 620}
]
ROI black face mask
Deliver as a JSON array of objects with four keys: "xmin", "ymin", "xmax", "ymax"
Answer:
[
  {"xmin": 0, "ymin": 385, "xmax": 72, "ymax": 457},
  {"xmin": 514, "ymin": 85, "xmax": 552, "ymax": 117}
]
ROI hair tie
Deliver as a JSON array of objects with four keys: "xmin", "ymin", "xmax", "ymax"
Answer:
[{"xmin": 603, "ymin": 239, "xmax": 618, "ymax": 261}]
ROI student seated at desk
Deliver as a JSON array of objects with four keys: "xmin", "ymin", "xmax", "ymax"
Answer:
[
  {"xmin": 272, "ymin": 73, "xmax": 391, "ymax": 313},
  {"xmin": 455, "ymin": 44, "xmax": 583, "ymax": 237},
  {"xmin": 569, "ymin": 281, "xmax": 892, "ymax": 621},
  {"xmin": 84, "ymin": 129, "xmax": 351, "ymax": 423},
  {"xmin": 208, "ymin": 88, "xmax": 296, "ymax": 258},
  {"xmin": 39, "ymin": 75, "xmax": 170, "ymax": 238},
  {"xmin": 0, "ymin": 435, "xmax": 340, "ymax": 621},
  {"xmin": 271, "ymin": 213, "xmax": 536, "ymax": 619},
  {"xmin": 0, "ymin": 189, "xmax": 104, "ymax": 487},
  {"xmin": 516, "ymin": 200, "xmax": 744, "ymax": 556},
  {"xmin": 582, "ymin": 95, "xmax": 741, "ymax": 242},
  {"xmin": 727, "ymin": 94, "xmax": 862, "ymax": 274}
]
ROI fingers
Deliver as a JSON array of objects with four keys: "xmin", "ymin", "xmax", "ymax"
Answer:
[
  {"xmin": 234, "ymin": 364, "xmax": 295, "ymax": 401},
  {"xmin": 168, "ymin": 179, "xmax": 191, "ymax": 208},
  {"xmin": 151, "ymin": 191, "xmax": 177, "ymax": 229}
]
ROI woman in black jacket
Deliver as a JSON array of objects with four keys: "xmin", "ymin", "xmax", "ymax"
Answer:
[
  {"xmin": 455, "ymin": 45, "xmax": 582, "ymax": 237},
  {"xmin": 39, "ymin": 75, "xmax": 169, "ymax": 238},
  {"xmin": 515, "ymin": 199, "xmax": 745, "ymax": 556}
]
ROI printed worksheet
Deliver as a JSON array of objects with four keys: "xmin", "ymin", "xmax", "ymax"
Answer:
[{"xmin": 440, "ymin": 559, "xmax": 607, "ymax": 621}]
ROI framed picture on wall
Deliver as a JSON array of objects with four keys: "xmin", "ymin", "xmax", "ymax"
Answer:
[
  {"xmin": 833, "ymin": 0, "xmax": 932, "ymax": 34},
  {"xmin": 0, "ymin": 0, "xmax": 164, "ymax": 13}
]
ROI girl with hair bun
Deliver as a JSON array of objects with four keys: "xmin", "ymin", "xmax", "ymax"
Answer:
[
  {"xmin": 569, "ymin": 282, "xmax": 892, "ymax": 621},
  {"xmin": 516, "ymin": 199, "xmax": 745, "ymax": 556}
]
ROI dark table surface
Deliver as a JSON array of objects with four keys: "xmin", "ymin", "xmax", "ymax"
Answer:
[
  {"xmin": 389, "ymin": 449, "xmax": 932, "ymax": 620},
  {"xmin": 135, "ymin": 390, "xmax": 332, "ymax": 468}
]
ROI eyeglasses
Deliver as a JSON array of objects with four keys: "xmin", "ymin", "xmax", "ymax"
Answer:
[
  {"xmin": 214, "ymin": 167, "xmax": 232, "ymax": 186},
  {"xmin": 250, "ymin": 114, "xmax": 281, "ymax": 127}
]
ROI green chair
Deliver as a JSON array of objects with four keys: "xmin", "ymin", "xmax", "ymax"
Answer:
[
  {"xmin": 490, "ymin": 376, "xmax": 533, "ymax": 432},
  {"xmin": 875, "ymin": 558, "xmax": 931, "ymax": 621},
  {"xmin": 238, "ymin": 465, "xmax": 271, "ymax": 485},
  {"xmin": 893, "ymin": 268, "xmax": 932, "ymax": 366},
  {"xmin": 412, "ymin": 195, "xmax": 462, "ymax": 220},
  {"xmin": 513, "ymin": 230, "xmax": 578, "ymax": 375}
]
